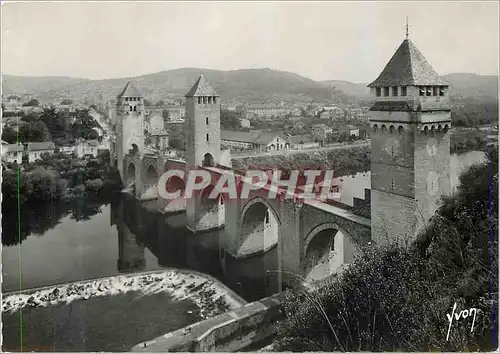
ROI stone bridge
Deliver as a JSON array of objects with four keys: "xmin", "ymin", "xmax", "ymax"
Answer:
[{"xmin": 115, "ymin": 151, "xmax": 371, "ymax": 286}]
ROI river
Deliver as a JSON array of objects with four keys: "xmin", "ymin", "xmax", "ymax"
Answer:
[{"xmin": 1, "ymin": 150, "xmax": 486, "ymax": 351}]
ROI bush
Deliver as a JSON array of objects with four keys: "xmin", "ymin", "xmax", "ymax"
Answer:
[
  {"xmin": 85, "ymin": 178, "xmax": 104, "ymax": 193},
  {"xmin": 73, "ymin": 184, "xmax": 86, "ymax": 196},
  {"xmin": 273, "ymin": 147, "xmax": 498, "ymax": 352}
]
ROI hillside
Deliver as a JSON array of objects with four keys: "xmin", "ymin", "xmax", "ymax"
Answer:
[
  {"xmin": 320, "ymin": 80, "xmax": 371, "ymax": 99},
  {"xmin": 3, "ymin": 70, "xmax": 496, "ymax": 106},
  {"xmin": 2, "ymin": 75, "xmax": 90, "ymax": 96},
  {"xmin": 321, "ymin": 73, "xmax": 498, "ymax": 103},
  {"xmin": 2, "ymin": 68, "xmax": 355, "ymax": 105},
  {"xmin": 442, "ymin": 73, "xmax": 498, "ymax": 102}
]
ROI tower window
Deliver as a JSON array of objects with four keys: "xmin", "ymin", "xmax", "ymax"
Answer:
[
  {"xmin": 383, "ymin": 87, "xmax": 389, "ymax": 97},
  {"xmin": 419, "ymin": 87, "xmax": 425, "ymax": 96},
  {"xmin": 426, "ymin": 86, "xmax": 432, "ymax": 96},
  {"xmin": 439, "ymin": 87, "xmax": 445, "ymax": 96},
  {"xmin": 392, "ymin": 86, "xmax": 398, "ymax": 96},
  {"xmin": 433, "ymin": 86, "xmax": 438, "ymax": 96},
  {"xmin": 376, "ymin": 88, "xmax": 381, "ymax": 97},
  {"xmin": 265, "ymin": 210, "xmax": 270, "ymax": 224},
  {"xmin": 206, "ymin": 134, "xmax": 209, "ymax": 142},
  {"xmin": 129, "ymin": 106, "xmax": 133, "ymax": 112},
  {"xmin": 203, "ymin": 97, "xmax": 207, "ymax": 104},
  {"xmin": 213, "ymin": 97, "xmax": 217, "ymax": 104},
  {"xmin": 401, "ymin": 86, "xmax": 407, "ymax": 96},
  {"xmin": 198, "ymin": 97, "xmax": 202, "ymax": 104},
  {"xmin": 206, "ymin": 117, "xmax": 209, "ymax": 125},
  {"xmin": 133, "ymin": 106, "xmax": 137, "ymax": 112},
  {"xmin": 208, "ymin": 97, "xmax": 212, "ymax": 104}
]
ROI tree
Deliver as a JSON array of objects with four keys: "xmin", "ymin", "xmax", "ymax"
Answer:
[
  {"xmin": 1, "ymin": 126, "xmax": 18, "ymax": 143},
  {"xmin": 18, "ymin": 121, "xmax": 51, "ymax": 142},
  {"xmin": 143, "ymin": 99, "xmax": 153, "ymax": 106},
  {"xmin": 156, "ymin": 100, "xmax": 165, "ymax": 107},
  {"xmin": 162, "ymin": 109, "xmax": 170, "ymax": 120},
  {"xmin": 21, "ymin": 112, "xmax": 40, "ymax": 122},
  {"xmin": 22, "ymin": 99, "xmax": 39, "ymax": 107},
  {"xmin": 60, "ymin": 99, "xmax": 73, "ymax": 105},
  {"xmin": 221, "ymin": 109, "xmax": 242, "ymax": 130}
]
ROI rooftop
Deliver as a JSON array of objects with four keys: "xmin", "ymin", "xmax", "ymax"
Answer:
[
  {"xmin": 4, "ymin": 143, "xmax": 24, "ymax": 152},
  {"xmin": 368, "ymin": 39, "xmax": 448, "ymax": 87},
  {"xmin": 117, "ymin": 81, "xmax": 143, "ymax": 99},
  {"xmin": 221, "ymin": 130, "xmax": 283, "ymax": 145},
  {"xmin": 185, "ymin": 75, "xmax": 219, "ymax": 97},
  {"xmin": 288, "ymin": 134, "xmax": 316, "ymax": 145},
  {"xmin": 27, "ymin": 141, "xmax": 55, "ymax": 151}
]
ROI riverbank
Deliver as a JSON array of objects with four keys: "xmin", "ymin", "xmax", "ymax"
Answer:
[
  {"xmin": 230, "ymin": 131, "xmax": 488, "ymax": 176},
  {"xmin": 231, "ymin": 145, "xmax": 370, "ymax": 177}
]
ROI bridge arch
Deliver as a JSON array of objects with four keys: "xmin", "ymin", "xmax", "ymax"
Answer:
[
  {"xmin": 202, "ymin": 153, "xmax": 215, "ymax": 167},
  {"xmin": 303, "ymin": 222, "xmax": 358, "ymax": 281},
  {"xmin": 198, "ymin": 185, "xmax": 225, "ymax": 228},
  {"xmin": 126, "ymin": 162, "xmax": 136, "ymax": 187},
  {"xmin": 238, "ymin": 197, "xmax": 281, "ymax": 256},
  {"xmin": 145, "ymin": 163, "xmax": 157, "ymax": 186}
]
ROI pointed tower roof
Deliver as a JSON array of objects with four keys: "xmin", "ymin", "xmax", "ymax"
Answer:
[
  {"xmin": 185, "ymin": 75, "xmax": 219, "ymax": 97},
  {"xmin": 117, "ymin": 81, "xmax": 143, "ymax": 98},
  {"xmin": 368, "ymin": 39, "xmax": 448, "ymax": 87}
]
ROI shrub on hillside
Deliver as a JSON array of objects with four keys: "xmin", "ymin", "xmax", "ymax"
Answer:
[
  {"xmin": 85, "ymin": 178, "xmax": 104, "ymax": 193},
  {"xmin": 273, "ymin": 146, "xmax": 498, "ymax": 352}
]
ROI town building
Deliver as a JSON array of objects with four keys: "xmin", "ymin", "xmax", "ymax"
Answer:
[
  {"xmin": 26, "ymin": 141, "xmax": 55, "ymax": 163},
  {"xmin": 335, "ymin": 127, "xmax": 360, "ymax": 138},
  {"xmin": 245, "ymin": 104, "xmax": 289, "ymax": 118},
  {"xmin": 145, "ymin": 105, "xmax": 185, "ymax": 122},
  {"xmin": 59, "ymin": 145, "xmax": 76, "ymax": 154},
  {"xmin": 2, "ymin": 143, "xmax": 24, "ymax": 163},
  {"xmin": 75, "ymin": 139, "xmax": 99, "ymax": 158},
  {"xmin": 221, "ymin": 130, "xmax": 290, "ymax": 151},
  {"xmin": 319, "ymin": 112, "xmax": 330, "ymax": 120},
  {"xmin": 312, "ymin": 124, "xmax": 334, "ymax": 140},
  {"xmin": 149, "ymin": 128, "xmax": 169, "ymax": 151},
  {"xmin": 239, "ymin": 118, "xmax": 251, "ymax": 128},
  {"xmin": 287, "ymin": 134, "xmax": 320, "ymax": 150}
]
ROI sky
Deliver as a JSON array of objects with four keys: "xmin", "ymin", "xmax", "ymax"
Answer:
[{"xmin": 1, "ymin": 1, "xmax": 499, "ymax": 82}]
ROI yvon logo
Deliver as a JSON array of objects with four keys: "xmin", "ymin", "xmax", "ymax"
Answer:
[{"xmin": 446, "ymin": 302, "xmax": 478, "ymax": 341}]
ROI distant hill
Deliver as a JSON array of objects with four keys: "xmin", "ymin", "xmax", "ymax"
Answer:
[
  {"xmin": 2, "ymin": 68, "xmax": 356, "ymax": 105},
  {"xmin": 321, "ymin": 73, "xmax": 498, "ymax": 103},
  {"xmin": 442, "ymin": 73, "xmax": 498, "ymax": 102},
  {"xmin": 320, "ymin": 80, "xmax": 371, "ymax": 100},
  {"xmin": 2, "ymin": 70, "xmax": 496, "ymax": 106},
  {"xmin": 2, "ymin": 75, "xmax": 90, "ymax": 96}
]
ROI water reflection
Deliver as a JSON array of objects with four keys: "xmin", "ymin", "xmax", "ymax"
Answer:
[{"xmin": 113, "ymin": 194, "xmax": 279, "ymax": 302}]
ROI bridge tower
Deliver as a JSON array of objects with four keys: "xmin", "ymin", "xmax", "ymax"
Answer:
[
  {"xmin": 368, "ymin": 36, "xmax": 451, "ymax": 247},
  {"xmin": 184, "ymin": 75, "xmax": 223, "ymax": 232},
  {"xmin": 115, "ymin": 82, "xmax": 145, "ymax": 183}
]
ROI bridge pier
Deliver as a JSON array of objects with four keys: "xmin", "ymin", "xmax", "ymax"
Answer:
[
  {"xmin": 278, "ymin": 198, "xmax": 304, "ymax": 289},
  {"xmin": 185, "ymin": 196, "xmax": 225, "ymax": 233}
]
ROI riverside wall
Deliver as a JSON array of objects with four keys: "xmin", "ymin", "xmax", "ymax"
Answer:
[{"xmin": 131, "ymin": 291, "xmax": 287, "ymax": 352}]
